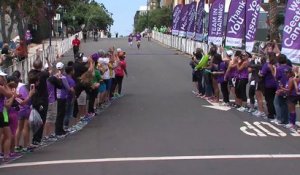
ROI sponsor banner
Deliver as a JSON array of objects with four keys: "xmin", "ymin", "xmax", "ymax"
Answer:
[
  {"xmin": 178, "ymin": 4, "xmax": 190, "ymax": 37},
  {"xmin": 281, "ymin": 0, "xmax": 300, "ymax": 64},
  {"xmin": 225, "ymin": 0, "xmax": 246, "ymax": 48},
  {"xmin": 172, "ymin": 5, "xmax": 183, "ymax": 35},
  {"xmin": 245, "ymin": 0, "xmax": 261, "ymax": 52},
  {"xmin": 195, "ymin": 0, "xmax": 205, "ymax": 41},
  {"xmin": 208, "ymin": 0, "xmax": 225, "ymax": 46},
  {"xmin": 186, "ymin": 2, "xmax": 197, "ymax": 39}
]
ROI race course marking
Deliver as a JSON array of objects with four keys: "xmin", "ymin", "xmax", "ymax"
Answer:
[{"xmin": 2, "ymin": 154, "xmax": 300, "ymax": 169}]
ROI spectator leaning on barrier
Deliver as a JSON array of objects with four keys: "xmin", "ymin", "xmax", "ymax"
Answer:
[
  {"xmin": 28, "ymin": 59, "xmax": 50, "ymax": 146},
  {"xmin": 15, "ymin": 40, "xmax": 28, "ymax": 62}
]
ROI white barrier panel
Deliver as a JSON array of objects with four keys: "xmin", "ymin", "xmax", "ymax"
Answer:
[{"xmin": 3, "ymin": 32, "xmax": 83, "ymax": 83}]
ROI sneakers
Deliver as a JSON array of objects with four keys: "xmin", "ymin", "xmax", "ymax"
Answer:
[
  {"xmin": 270, "ymin": 119, "xmax": 279, "ymax": 123},
  {"xmin": 15, "ymin": 146, "xmax": 23, "ymax": 153},
  {"xmin": 285, "ymin": 123, "xmax": 293, "ymax": 129},
  {"xmin": 42, "ymin": 136, "xmax": 58, "ymax": 142},
  {"xmin": 253, "ymin": 111, "xmax": 266, "ymax": 118},
  {"xmin": 289, "ymin": 126, "xmax": 298, "ymax": 132},
  {"xmin": 237, "ymin": 107, "xmax": 248, "ymax": 112},
  {"xmin": 248, "ymin": 108, "xmax": 256, "ymax": 113}
]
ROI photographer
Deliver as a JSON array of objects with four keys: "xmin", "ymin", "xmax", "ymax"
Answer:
[{"xmin": 190, "ymin": 48, "xmax": 203, "ymax": 96}]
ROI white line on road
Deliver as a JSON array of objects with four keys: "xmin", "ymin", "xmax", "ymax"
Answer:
[{"xmin": 2, "ymin": 154, "xmax": 300, "ymax": 169}]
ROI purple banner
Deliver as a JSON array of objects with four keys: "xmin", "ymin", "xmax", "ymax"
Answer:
[
  {"xmin": 208, "ymin": 0, "xmax": 225, "ymax": 46},
  {"xmin": 195, "ymin": 0, "xmax": 205, "ymax": 41},
  {"xmin": 172, "ymin": 4, "xmax": 183, "ymax": 35},
  {"xmin": 245, "ymin": 0, "xmax": 261, "ymax": 52},
  {"xmin": 178, "ymin": 4, "xmax": 190, "ymax": 37},
  {"xmin": 281, "ymin": 0, "xmax": 300, "ymax": 64},
  {"xmin": 225, "ymin": 0, "xmax": 246, "ymax": 48},
  {"xmin": 186, "ymin": 2, "xmax": 197, "ymax": 39}
]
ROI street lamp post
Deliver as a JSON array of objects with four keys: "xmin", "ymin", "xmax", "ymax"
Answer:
[
  {"xmin": 61, "ymin": 7, "xmax": 66, "ymax": 40},
  {"xmin": 72, "ymin": 16, "xmax": 76, "ymax": 33},
  {"xmin": 147, "ymin": 0, "xmax": 149, "ymax": 30},
  {"xmin": 47, "ymin": 0, "xmax": 53, "ymax": 46}
]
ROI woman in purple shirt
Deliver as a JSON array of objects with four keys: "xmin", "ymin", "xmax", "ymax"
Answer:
[
  {"xmin": 274, "ymin": 54, "xmax": 291, "ymax": 125},
  {"xmin": 235, "ymin": 51, "xmax": 250, "ymax": 112},
  {"xmin": 260, "ymin": 54, "xmax": 277, "ymax": 119},
  {"xmin": 55, "ymin": 62, "xmax": 71, "ymax": 136},
  {"xmin": 278, "ymin": 68, "xmax": 298, "ymax": 132},
  {"xmin": 64, "ymin": 66, "xmax": 76, "ymax": 130},
  {"xmin": 225, "ymin": 52, "xmax": 238, "ymax": 107}
]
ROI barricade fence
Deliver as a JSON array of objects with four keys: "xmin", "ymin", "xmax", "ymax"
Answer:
[
  {"xmin": 152, "ymin": 31, "xmax": 269, "ymax": 57},
  {"xmin": 3, "ymin": 32, "xmax": 83, "ymax": 83}
]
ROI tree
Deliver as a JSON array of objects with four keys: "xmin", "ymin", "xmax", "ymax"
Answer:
[
  {"xmin": 62, "ymin": 1, "xmax": 113, "ymax": 31},
  {"xmin": 268, "ymin": 0, "xmax": 287, "ymax": 41},
  {"xmin": 269, "ymin": 0, "xmax": 279, "ymax": 41},
  {"xmin": 0, "ymin": 0, "xmax": 83, "ymax": 42},
  {"xmin": 134, "ymin": 6, "xmax": 172, "ymax": 32},
  {"xmin": 0, "ymin": 1, "xmax": 16, "ymax": 43}
]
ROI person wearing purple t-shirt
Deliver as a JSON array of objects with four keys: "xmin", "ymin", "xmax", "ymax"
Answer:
[
  {"xmin": 64, "ymin": 66, "xmax": 76, "ymax": 130},
  {"xmin": 274, "ymin": 54, "xmax": 291, "ymax": 125},
  {"xmin": 225, "ymin": 52, "xmax": 238, "ymax": 107},
  {"xmin": 135, "ymin": 32, "xmax": 141, "ymax": 49},
  {"xmin": 277, "ymin": 68, "xmax": 298, "ymax": 132},
  {"xmin": 43, "ymin": 75, "xmax": 63, "ymax": 141},
  {"xmin": 55, "ymin": 62, "xmax": 71, "ymax": 136},
  {"xmin": 260, "ymin": 54, "xmax": 277, "ymax": 119},
  {"xmin": 235, "ymin": 51, "xmax": 250, "ymax": 112},
  {"xmin": 213, "ymin": 60, "xmax": 229, "ymax": 105}
]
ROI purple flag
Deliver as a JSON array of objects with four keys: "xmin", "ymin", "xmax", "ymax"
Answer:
[
  {"xmin": 172, "ymin": 5, "xmax": 183, "ymax": 35},
  {"xmin": 245, "ymin": 0, "xmax": 261, "ymax": 52},
  {"xmin": 178, "ymin": 4, "xmax": 190, "ymax": 37},
  {"xmin": 186, "ymin": 2, "xmax": 197, "ymax": 39},
  {"xmin": 225, "ymin": 0, "xmax": 246, "ymax": 48},
  {"xmin": 208, "ymin": 0, "xmax": 225, "ymax": 46},
  {"xmin": 195, "ymin": 0, "xmax": 205, "ymax": 41},
  {"xmin": 281, "ymin": 0, "xmax": 300, "ymax": 64}
]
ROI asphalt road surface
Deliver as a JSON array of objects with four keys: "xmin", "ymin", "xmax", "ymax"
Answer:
[{"xmin": 1, "ymin": 38, "xmax": 300, "ymax": 175}]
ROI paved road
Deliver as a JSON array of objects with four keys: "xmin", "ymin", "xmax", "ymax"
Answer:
[{"xmin": 1, "ymin": 38, "xmax": 300, "ymax": 174}]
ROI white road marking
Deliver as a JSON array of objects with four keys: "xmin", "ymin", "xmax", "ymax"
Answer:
[
  {"xmin": 202, "ymin": 105, "xmax": 231, "ymax": 111},
  {"xmin": 1, "ymin": 154, "xmax": 300, "ymax": 169},
  {"xmin": 240, "ymin": 122, "xmax": 267, "ymax": 137},
  {"xmin": 253, "ymin": 122, "xmax": 280, "ymax": 137},
  {"xmin": 260, "ymin": 122, "xmax": 287, "ymax": 137}
]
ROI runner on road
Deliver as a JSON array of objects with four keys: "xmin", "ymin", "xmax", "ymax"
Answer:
[
  {"xmin": 128, "ymin": 34, "xmax": 133, "ymax": 47},
  {"xmin": 135, "ymin": 32, "xmax": 142, "ymax": 50}
]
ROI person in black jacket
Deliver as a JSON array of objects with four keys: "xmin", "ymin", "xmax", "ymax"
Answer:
[{"xmin": 28, "ymin": 59, "xmax": 62, "ymax": 146}]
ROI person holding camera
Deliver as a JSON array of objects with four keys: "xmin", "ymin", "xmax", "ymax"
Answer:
[
  {"xmin": 235, "ymin": 51, "xmax": 250, "ymax": 112},
  {"xmin": 190, "ymin": 48, "xmax": 203, "ymax": 96}
]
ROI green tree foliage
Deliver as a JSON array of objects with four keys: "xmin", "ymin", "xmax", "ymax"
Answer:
[
  {"xmin": 135, "ymin": 6, "xmax": 172, "ymax": 32},
  {"xmin": 62, "ymin": 1, "xmax": 113, "ymax": 31},
  {"xmin": 0, "ymin": 0, "xmax": 113, "ymax": 42}
]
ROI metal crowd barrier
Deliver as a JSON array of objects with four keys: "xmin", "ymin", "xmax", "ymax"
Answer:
[
  {"xmin": 3, "ymin": 32, "xmax": 83, "ymax": 83},
  {"xmin": 152, "ymin": 31, "xmax": 268, "ymax": 57}
]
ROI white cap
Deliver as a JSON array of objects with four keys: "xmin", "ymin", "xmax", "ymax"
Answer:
[
  {"xmin": 117, "ymin": 48, "xmax": 122, "ymax": 52},
  {"xmin": 226, "ymin": 50, "xmax": 234, "ymax": 56},
  {"xmin": 0, "ymin": 70, "xmax": 7, "ymax": 76},
  {"xmin": 82, "ymin": 56, "xmax": 88, "ymax": 63},
  {"xmin": 56, "ymin": 62, "xmax": 64, "ymax": 69}
]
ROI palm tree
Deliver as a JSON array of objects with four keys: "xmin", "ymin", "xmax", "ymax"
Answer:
[{"xmin": 269, "ymin": 0, "xmax": 279, "ymax": 41}]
